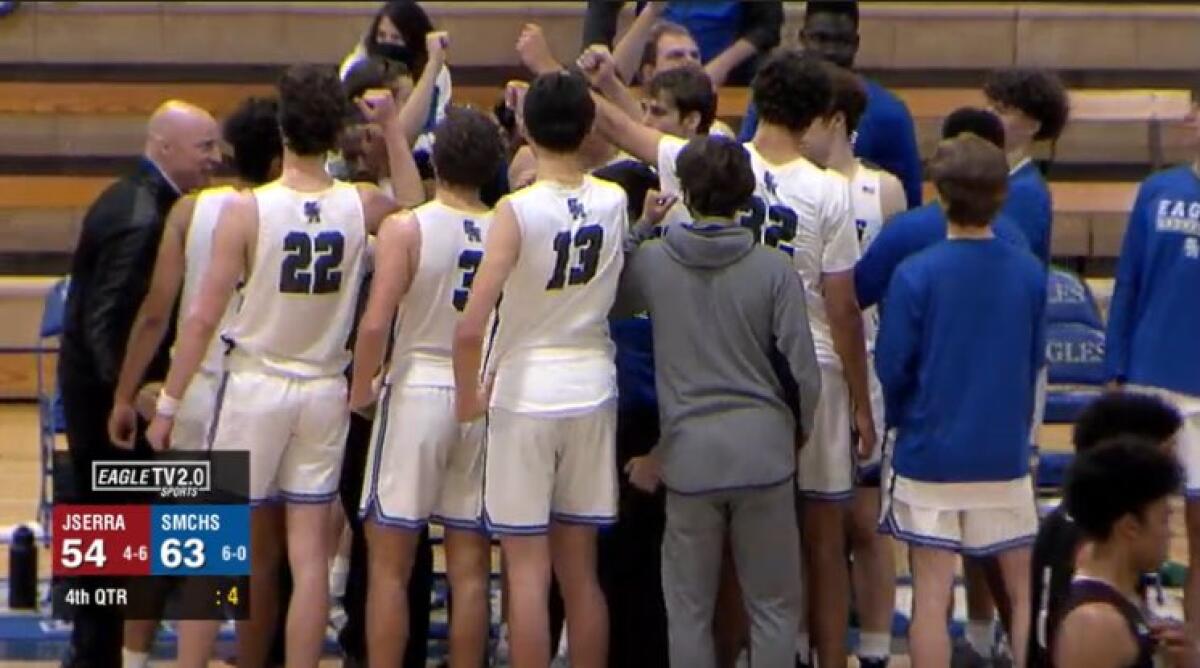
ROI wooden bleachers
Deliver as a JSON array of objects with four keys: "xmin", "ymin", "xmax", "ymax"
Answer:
[
  {"xmin": 3, "ymin": 3, "xmax": 1200, "ymax": 72},
  {"xmin": 1, "ymin": 81, "xmax": 1190, "ymax": 169},
  {"xmin": 2, "ymin": 176, "xmax": 1139, "ymax": 262}
]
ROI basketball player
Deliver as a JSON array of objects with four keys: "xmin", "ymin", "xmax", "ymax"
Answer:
[
  {"xmin": 800, "ymin": 62, "xmax": 905, "ymax": 668},
  {"xmin": 854, "ymin": 107, "xmax": 1030, "ymax": 310},
  {"xmin": 348, "ymin": 106, "xmax": 504, "ymax": 668},
  {"xmin": 1106, "ymin": 96, "xmax": 1200, "ymax": 635},
  {"xmin": 1029, "ymin": 392, "xmax": 1183, "ymax": 667},
  {"xmin": 105, "ymin": 96, "xmax": 283, "ymax": 668},
  {"xmin": 983, "ymin": 67, "xmax": 1069, "ymax": 266},
  {"xmin": 145, "ymin": 64, "xmax": 422, "ymax": 666},
  {"xmin": 876, "ymin": 134, "xmax": 1044, "ymax": 668},
  {"xmin": 453, "ymin": 71, "xmax": 626, "ymax": 668},
  {"xmin": 1050, "ymin": 440, "xmax": 1195, "ymax": 668}
]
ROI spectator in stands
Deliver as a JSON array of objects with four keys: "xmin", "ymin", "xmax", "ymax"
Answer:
[
  {"xmin": 59, "ymin": 100, "xmax": 220, "ymax": 668},
  {"xmin": 854, "ymin": 107, "xmax": 1030, "ymax": 310},
  {"xmin": 582, "ymin": 0, "xmax": 782, "ymax": 86},
  {"xmin": 1105, "ymin": 95, "xmax": 1200, "ymax": 634},
  {"xmin": 340, "ymin": 1, "xmax": 451, "ymax": 148},
  {"xmin": 983, "ymin": 68, "xmax": 1070, "ymax": 266},
  {"xmin": 738, "ymin": 1, "xmax": 923, "ymax": 210},
  {"xmin": 1027, "ymin": 392, "xmax": 1182, "ymax": 667},
  {"xmin": 876, "ymin": 134, "xmax": 1045, "ymax": 668}
]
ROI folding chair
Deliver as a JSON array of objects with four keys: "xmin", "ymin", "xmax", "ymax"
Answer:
[{"xmin": 36, "ymin": 276, "xmax": 69, "ymax": 545}]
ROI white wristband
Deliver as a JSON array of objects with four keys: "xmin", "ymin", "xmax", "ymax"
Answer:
[{"xmin": 155, "ymin": 391, "xmax": 181, "ymax": 418}]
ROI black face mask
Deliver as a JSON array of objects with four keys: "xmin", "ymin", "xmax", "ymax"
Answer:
[{"xmin": 369, "ymin": 42, "xmax": 415, "ymax": 69}]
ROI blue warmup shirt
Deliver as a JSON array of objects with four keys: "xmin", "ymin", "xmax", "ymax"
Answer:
[
  {"xmin": 854, "ymin": 202, "xmax": 1031, "ymax": 308},
  {"xmin": 611, "ymin": 315, "xmax": 658, "ymax": 416},
  {"xmin": 876, "ymin": 238, "xmax": 1046, "ymax": 483},
  {"xmin": 1105, "ymin": 165, "xmax": 1200, "ymax": 397},
  {"xmin": 662, "ymin": 1, "xmax": 741, "ymax": 64},
  {"xmin": 1002, "ymin": 159, "xmax": 1054, "ymax": 264},
  {"xmin": 739, "ymin": 78, "xmax": 923, "ymax": 209}
]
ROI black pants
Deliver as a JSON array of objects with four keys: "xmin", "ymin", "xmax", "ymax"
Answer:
[
  {"xmin": 597, "ymin": 407, "xmax": 667, "ymax": 668},
  {"xmin": 60, "ymin": 379, "xmax": 141, "ymax": 668},
  {"xmin": 338, "ymin": 412, "xmax": 434, "ymax": 666}
]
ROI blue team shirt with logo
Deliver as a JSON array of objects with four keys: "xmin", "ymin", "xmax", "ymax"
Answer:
[{"xmin": 1105, "ymin": 165, "xmax": 1200, "ymax": 396}]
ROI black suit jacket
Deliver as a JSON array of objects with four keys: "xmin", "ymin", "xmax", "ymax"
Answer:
[{"xmin": 59, "ymin": 158, "xmax": 181, "ymax": 390}]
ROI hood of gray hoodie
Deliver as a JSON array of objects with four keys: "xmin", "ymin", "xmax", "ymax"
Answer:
[{"xmin": 660, "ymin": 222, "xmax": 757, "ymax": 269}]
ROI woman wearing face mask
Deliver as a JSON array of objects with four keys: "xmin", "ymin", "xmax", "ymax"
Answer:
[{"xmin": 341, "ymin": 0, "xmax": 453, "ymax": 148}]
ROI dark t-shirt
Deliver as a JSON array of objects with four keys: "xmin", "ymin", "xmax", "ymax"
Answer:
[
  {"xmin": 1048, "ymin": 578, "xmax": 1155, "ymax": 668},
  {"xmin": 1029, "ymin": 506, "xmax": 1082, "ymax": 668}
]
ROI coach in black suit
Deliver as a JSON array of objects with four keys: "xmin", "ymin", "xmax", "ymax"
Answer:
[{"xmin": 58, "ymin": 100, "xmax": 220, "ymax": 668}]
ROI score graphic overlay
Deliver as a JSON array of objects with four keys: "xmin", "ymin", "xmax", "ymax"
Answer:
[{"xmin": 51, "ymin": 451, "xmax": 249, "ymax": 620}]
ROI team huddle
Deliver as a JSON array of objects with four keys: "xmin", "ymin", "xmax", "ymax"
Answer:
[{"xmin": 88, "ymin": 4, "xmax": 1200, "ymax": 668}]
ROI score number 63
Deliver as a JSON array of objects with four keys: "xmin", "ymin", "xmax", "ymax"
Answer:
[{"xmin": 161, "ymin": 537, "xmax": 205, "ymax": 569}]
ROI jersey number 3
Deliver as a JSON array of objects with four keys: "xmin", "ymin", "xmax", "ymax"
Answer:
[
  {"xmin": 279, "ymin": 231, "xmax": 345, "ymax": 294},
  {"xmin": 546, "ymin": 225, "xmax": 604, "ymax": 290}
]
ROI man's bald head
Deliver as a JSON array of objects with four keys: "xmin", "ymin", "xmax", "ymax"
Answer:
[{"xmin": 145, "ymin": 100, "xmax": 221, "ymax": 193}]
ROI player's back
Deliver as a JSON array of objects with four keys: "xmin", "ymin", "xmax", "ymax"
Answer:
[
  {"xmin": 180, "ymin": 185, "xmax": 238, "ymax": 373},
  {"xmin": 225, "ymin": 179, "xmax": 367, "ymax": 377},
  {"xmin": 742, "ymin": 143, "xmax": 859, "ymax": 369},
  {"xmin": 389, "ymin": 200, "xmax": 493, "ymax": 387},
  {"xmin": 489, "ymin": 176, "xmax": 627, "ymax": 414}
]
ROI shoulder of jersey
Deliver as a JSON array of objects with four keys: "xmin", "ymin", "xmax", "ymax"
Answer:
[{"xmin": 587, "ymin": 174, "xmax": 629, "ymax": 198}]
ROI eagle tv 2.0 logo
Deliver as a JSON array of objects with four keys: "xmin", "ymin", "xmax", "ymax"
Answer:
[{"xmin": 92, "ymin": 460, "xmax": 210, "ymax": 498}]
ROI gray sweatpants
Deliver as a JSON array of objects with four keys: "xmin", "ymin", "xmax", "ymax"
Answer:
[{"xmin": 662, "ymin": 481, "xmax": 803, "ymax": 668}]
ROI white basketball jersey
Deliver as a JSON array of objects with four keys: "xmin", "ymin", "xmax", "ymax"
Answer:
[
  {"xmin": 741, "ymin": 144, "xmax": 860, "ymax": 369},
  {"xmin": 179, "ymin": 186, "xmax": 238, "ymax": 374},
  {"xmin": 488, "ymin": 176, "xmax": 628, "ymax": 416},
  {"xmin": 224, "ymin": 180, "xmax": 367, "ymax": 378},
  {"xmin": 388, "ymin": 200, "xmax": 493, "ymax": 388},
  {"xmin": 851, "ymin": 165, "xmax": 885, "ymax": 350}
]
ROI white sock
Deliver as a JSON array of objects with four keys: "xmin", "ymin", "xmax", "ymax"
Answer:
[
  {"xmin": 966, "ymin": 619, "xmax": 995, "ymax": 657},
  {"xmin": 329, "ymin": 555, "xmax": 350, "ymax": 597},
  {"xmin": 796, "ymin": 632, "xmax": 811, "ymax": 662},
  {"xmin": 122, "ymin": 649, "xmax": 150, "ymax": 668},
  {"xmin": 858, "ymin": 631, "xmax": 891, "ymax": 659}
]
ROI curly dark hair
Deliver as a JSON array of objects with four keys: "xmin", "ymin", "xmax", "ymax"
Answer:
[
  {"xmin": 432, "ymin": 106, "xmax": 505, "ymax": 189},
  {"xmin": 677, "ymin": 135, "xmax": 756, "ymax": 219},
  {"xmin": 278, "ymin": 64, "xmax": 348, "ymax": 157},
  {"xmin": 522, "ymin": 71, "xmax": 595, "ymax": 153},
  {"xmin": 983, "ymin": 68, "xmax": 1070, "ymax": 142},
  {"xmin": 1065, "ymin": 438, "xmax": 1181, "ymax": 541},
  {"xmin": 941, "ymin": 106, "xmax": 1006, "ymax": 149},
  {"xmin": 222, "ymin": 96, "xmax": 282, "ymax": 185},
  {"xmin": 751, "ymin": 50, "xmax": 833, "ymax": 133},
  {"xmin": 647, "ymin": 65, "xmax": 717, "ymax": 134},
  {"xmin": 1073, "ymin": 392, "xmax": 1182, "ymax": 453}
]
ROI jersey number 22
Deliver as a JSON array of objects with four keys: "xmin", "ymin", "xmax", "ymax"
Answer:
[{"xmin": 279, "ymin": 231, "xmax": 345, "ymax": 294}]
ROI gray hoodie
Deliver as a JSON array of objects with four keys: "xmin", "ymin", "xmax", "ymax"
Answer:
[{"xmin": 615, "ymin": 221, "xmax": 821, "ymax": 494}]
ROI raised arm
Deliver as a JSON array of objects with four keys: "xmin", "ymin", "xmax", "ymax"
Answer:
[
  {"xmin": 357, "ymin": 89, "xmax": 425, "ymax": 213},
  {"xmin": 107, "ymin": 194, "xmax": 195, "ymax": 446},
  {"xmin": 453, "ymin": 198, "xmax": 522, "ymax": 422},
  {"xmin": 611, "ymin": 1, "xmax": 666, "ymax": 84},
  {"xmin": 397, "ymin": 31, "xmax": 450, "ymax": 146},
  {"xmin": 579, "ymin": 46, "xmax": 666, "ymax": 165},
  {"xmin": 348, "ymin": 212, "xmax": 420, "ymax": 412},
  {"xmin": 146, "ymin": 192, "xmax": 254, "ymax": 451}
]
